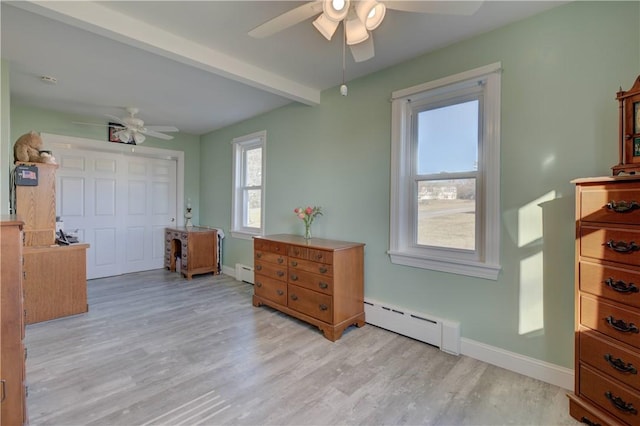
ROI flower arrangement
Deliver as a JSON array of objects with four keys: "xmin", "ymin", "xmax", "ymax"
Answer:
[{"xmin": 294, "ymin": 206, "xmax": 322, "ymax": 239}]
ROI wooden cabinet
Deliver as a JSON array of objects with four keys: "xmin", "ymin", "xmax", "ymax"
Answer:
[
  {"xmin": 14, "ymin": 162, "xmax": 57, "ymax": 247},
  {"xmin": 252, "ymin": 234, "xmax": 365, "ymax": 341},
  {"xmin": 164, "ymin": 227, "xmax": 218, "ymax": 280},
  {"xmin": 569, "ymin": 176, "xmax": 640, "ymax": 426},
  {"xmin": 23, "ymin": 244, "xmax": 90, "ymax": 325},
  {"xmin": 1, "ymin": 216, "xmax": 27, "ymax": 425}
]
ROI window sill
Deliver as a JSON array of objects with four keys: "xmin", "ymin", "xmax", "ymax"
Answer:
[
  {"xmin": 388, "ymin": 250, "xmax": 501, "ymax": 280},
  {"xmin": 231, "ymin": 230, "xmax": 261, "ymax": 241}
]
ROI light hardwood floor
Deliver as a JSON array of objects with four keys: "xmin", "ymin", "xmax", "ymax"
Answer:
[{"xmin": 25, "ymin": 270, "xmax": 578, "ymax": 425}]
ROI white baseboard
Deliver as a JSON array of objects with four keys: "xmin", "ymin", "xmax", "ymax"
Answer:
[
  {"xmin": 221, "ymin": 264, "xmax": 235, "ymax": 277},
  {"xmin": 461, "ymin": 337, "xmax": 574, "ymax": 390}
]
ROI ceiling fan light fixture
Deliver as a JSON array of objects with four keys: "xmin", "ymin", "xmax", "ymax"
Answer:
[
  {"xmin": 323, "ymin": 0, "xmax": 350, "ymax": 22},
  {"xmin": 356, "ymin": 0, "xmax": 386, "ymax": 30},
  {"xmin": 133, "ymin": 132, "xmax": 146, "ymax": 144},
  {"xmin": 115, "ymin": 129, "xmax": 131, "ymax": 143},
  {"xmin": 345, "ymin": 17, "xmax": 369, "ymax": 45},
  {"xmin": 312, "ymin": 13, "xmax": 340, "ymax": 40}
]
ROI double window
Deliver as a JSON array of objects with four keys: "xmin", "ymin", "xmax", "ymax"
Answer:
[
  {"xmin": 231, "ymin": 131, "xmax": 265, "ymax": 239},
  {"xmin": 389, "ymin": 63, "xmax": 502, "ymax": 279}
]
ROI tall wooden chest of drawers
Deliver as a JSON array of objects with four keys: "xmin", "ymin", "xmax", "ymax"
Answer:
[
  {"xmin": 569, "ymin": 176, "xmax": 640, "ymax": 426},
  {"xmin": 252, "ymin": 234, "xmax": 365, "ymax": 341}
]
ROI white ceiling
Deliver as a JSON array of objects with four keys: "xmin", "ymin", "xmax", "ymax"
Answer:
[{"xmin": 2, "ymin": 1, "xmax": 566, "ymax": 136}]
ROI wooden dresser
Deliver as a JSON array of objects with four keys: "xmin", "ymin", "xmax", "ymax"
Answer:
[
  {"xmin": 252, "ymin": 234, "xmax": 365, "ymax": 341},
  {"xmin": 569, "ymin": 176, "xmax": 640, "ymax": 426},
  {"xmin": 164, "ymin": 227, "xmax": 218, "ymax": 279},
  {"xmin": 1, "ymin": 216, "xmax": 27, "ymax": 425}
]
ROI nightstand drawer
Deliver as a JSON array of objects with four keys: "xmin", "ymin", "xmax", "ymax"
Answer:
[
  {"xmin": 581, "ymin": 295, "xmax": 640, "ymax": 350},
  {"xmin": 581, "ymin": 226, "xmax": 640, "ymax": 266},
  {"xmin": 580, "ymin": 261, "xmax": 640, "ymax": 309},
  {"xmin": 581, "ymin": 330, "xmax": 640, "ymax": 392}
]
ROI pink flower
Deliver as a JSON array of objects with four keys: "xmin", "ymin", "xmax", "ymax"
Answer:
[
  {"xmin": 294, "ymin": 207, "xmax": 300, "ymax": 213},
  {"xmin": 298, "ymin": 213, "xmax": 305, "ymax": 219},
  {"xmin": 305, "ymin": 206, "xmax": 313, "ymax": 215}
]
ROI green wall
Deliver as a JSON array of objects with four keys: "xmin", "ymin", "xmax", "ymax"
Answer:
[
  {"xmin": 7, "ymin": 105, "xmax": 202, "ymax": 223},
  {"xmin": 1, "ymin": 60, "xmax": 12, "ymax": 214},
  {"xmin": 199, "ymin": 1, "xmax": 640, "ymax": 368}
]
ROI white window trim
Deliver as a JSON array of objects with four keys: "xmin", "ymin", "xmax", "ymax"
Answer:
[
  {"xmin": 389, "ymin": 63, "xmax": 502, "ymax": 280},
  {"xmin": 231, "ymin": 130, "xmax": 266, "ymax": 240}
]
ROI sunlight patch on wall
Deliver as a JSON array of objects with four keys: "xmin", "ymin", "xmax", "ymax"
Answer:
[
  {"xmin": 518, "ymin": 191, "xmax": 556, "ymax": 248},
  {"xmin": 519, "ymin": 251, "xmax": 544, "ymax": 335}
]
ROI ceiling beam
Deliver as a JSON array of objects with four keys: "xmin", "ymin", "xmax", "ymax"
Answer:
[{"xmin": 12, "ymin": 1, "xmax": 321, "ymax": 106}]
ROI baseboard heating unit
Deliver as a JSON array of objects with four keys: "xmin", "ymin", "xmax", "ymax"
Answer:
[
  {"xmin": 235, "ymin": 263, "xmax": 254, "ymax": 284},
  {"xmin": 364, "ymin": 298, "xmax": 460, "ymax": 355}
]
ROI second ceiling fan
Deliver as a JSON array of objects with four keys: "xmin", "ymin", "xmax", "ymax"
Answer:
[{"xmin": 249, "ymin": 0, "xmax": 483, "ymax": 62}]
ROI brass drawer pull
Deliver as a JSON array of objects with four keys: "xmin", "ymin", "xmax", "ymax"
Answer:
[
  {"xmin": 255, "ymin": 282, "xmax": 262, "ymax": 288},
  {"xmin": 277, "ymin": 257, "xmax": 284, "ymax": 264},
  {"xmin": 277, "ymin": 270, "xmax": 285, "ymax": 277},
  {"xmin": 605, "ymin": 240, "xmax": 639, "ymax": 254},
  {"xmin": 291, "ymin": 261, "xmax": 298, "ymax": 267},
  {"xmin": 319, "ymin": 267, "xmax": 328, "ymax": 273},
  {"xmin": 277, "ymin": 289, "xmax": 284, "ymax": 296},
  {"xmin": 580, "ymin": 417, "xmax": 601, "ymax": 426},
  {"xmin": 604, "ymin": 353, "xmax": 637, "ymax": 374},
  {"xmin": 605, "ymin": 316, "xmax": 639, "ymax": 333},
  {"xmin": 290, "ymin": 274, "xmax": 298, "ymax": 281},
  {"xmin": 607, "ymin": 200, "xmax": 640, "ymax": 213},
  {"xmin": 604, "ymin": 277, "xmax": 639, "ymax": 294},
  {"xmin": 256, "ymin": 265, "xmax": 262, "ymax": 271},
  {"xmin": 319, "ymin": 304, "xmax": 328, "ymax": 311},
  {"xmin": 291, "ymin": 294, "xmax": 298, "ymax": 301},
  {"xmin": 604, "ymin": 391, "xmax": 638, "ymax": 414},
  {"xmin": 318, "ymin": 282, "xmax": 328, "ymax": 289},
  {"xmin": 256, "ymin": 252, "xmax": 262, "ymax": 258}
]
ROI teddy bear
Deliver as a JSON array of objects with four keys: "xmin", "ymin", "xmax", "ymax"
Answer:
[{"xmin": 13, "ymin": 131, "xmax": 55, "ymax": 164}]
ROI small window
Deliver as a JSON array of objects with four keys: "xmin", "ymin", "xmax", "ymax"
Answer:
[
  {"xmin": 389, "ymin": 63, "xmax": 502, "ymax": 279},
  {"xmin": 231, "ymin": 131, "xmax": 266, "ymax": 239}
]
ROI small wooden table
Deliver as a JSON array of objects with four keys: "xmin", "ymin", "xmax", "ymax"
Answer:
[{"xmin": 165, "ymin": 227, "xmax": 218, "ymax": 279}]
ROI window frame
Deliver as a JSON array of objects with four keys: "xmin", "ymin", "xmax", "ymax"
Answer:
[
  {"xmin": 389, "ymin": 63, "xmax": 502, "ymax": 280},
  {"xmin": 231, "ymin": 130, "xmax": 266, "ymax": 240}
]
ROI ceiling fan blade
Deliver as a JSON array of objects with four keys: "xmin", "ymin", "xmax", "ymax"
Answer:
[
  {"xmin": 72, "ymin": 121, "xmax": 113, "ymax": 128},
  {"xmin": 141, "ymin": 129, "xmax": 175, "ymax": 140},
  {"xmin": 248, "ymin": 1, "xmax": 323, "ymax": 38},
  {"xmin": 350, "ymin": 36, "xmax": 375, "ymax": 62},
  {"xmin": 385, "ymin": 1, "xmax": 483, "ymax": 15},
  {"xmin": 145, "ymin": 125, "xmax": 179, "ymax": 133},
  {"xmin": 105, "ymin": 114, "xmax": 127, "ymax": 125}
]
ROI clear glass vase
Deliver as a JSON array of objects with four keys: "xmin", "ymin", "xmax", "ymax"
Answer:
[{"xmin": 304, "ymin": 222, "xmax": 312, "ymax": 240}]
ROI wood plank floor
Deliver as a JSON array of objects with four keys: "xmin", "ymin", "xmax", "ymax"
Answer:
[{"xmin": 25, "ymin": 270, "xmax": 578, "ymax": 425}]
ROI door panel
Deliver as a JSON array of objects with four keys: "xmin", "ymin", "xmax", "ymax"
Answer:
[{"xmin": 56, "ymin": 148, "xmax": 177, "ymax": 279}]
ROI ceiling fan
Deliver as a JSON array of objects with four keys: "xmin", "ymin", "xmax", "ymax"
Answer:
[
  {"xmin": 248, "ymin": 0, "xmax": 483, "ymax": 62},
  {"xmin": 74, "ymin": 107, "xmax": 179, "ymax": 144}
]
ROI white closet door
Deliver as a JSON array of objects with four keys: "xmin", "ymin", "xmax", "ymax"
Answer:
[{"xmin": 56, "ymin": 149, "xmax": 177, "ymax": 279}]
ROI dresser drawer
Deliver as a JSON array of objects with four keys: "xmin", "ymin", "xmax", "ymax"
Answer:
[
  {"xmin": 581, "ymin": 261, "xmax": 640, "ymax": 309},
  {"xmin": 581, "ymin": 226, "xmax": 640, "ymax": 267},
  {"xmin": 289, "ymin": 257, "xmax": 333, "ymax": 276},
  {"xmin": 580, "ymin": 184, "xmax": 640, "ymax": 225},
  {"xmin": 254, "ymin": 260, "xmax": 287, "ymax": 282},
  {"xmin": 288, "ymin": 246, "xmax": 333, "ymax": 264},
  {"xmin": 581, "ymin": 295, "xmax": 640, "ymax": 350},
  {"xmin": 569, "ymin": 396, "xmax": 611, "ymax": 426},
  {"xmin": 580, "ymin": 365, "xmax": 640, "ymax": 425},
  {"xmin": 254, "ymin": 238, "xmax": 288, "ymax": 255},
  {"xmin": 288, "ymin": 284, "xmax": 333, "ymax": 323},
  {"xmin": 289, "ymin": 269, "xmax": 333, "ymax": 295},
  {"xmin": 255, "ymin": 249, "xmax": 287, "ymax": 266},
  {"xmin": 254, "ymin": 275, "xmax": 287, "ymax": 305},
  {"xmin": 581, "ymin": 330, "xmax": 640, "ymax": 392}
]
